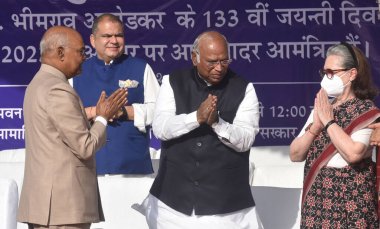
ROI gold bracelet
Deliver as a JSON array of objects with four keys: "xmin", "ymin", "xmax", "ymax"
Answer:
[
  {"xmin": 308, "ymin": 129, "xmax": 318, "ymax": 137},
  {"xmin": 305, "ymin": 123, "xmax": 318, "ymax": 137}
]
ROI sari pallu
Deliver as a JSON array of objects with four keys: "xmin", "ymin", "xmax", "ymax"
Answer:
[{"xmin": 301, "ymin": 100, "xmax": 380, "ymax": 227}]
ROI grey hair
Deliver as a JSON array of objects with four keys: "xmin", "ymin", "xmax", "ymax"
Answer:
[
  {"xmin": 40, "ymin": 31, "xmax": 68, "ymax": 56},
  {"xmin": 326, "ymin": 44, "xmax": 357, "ymax": 69},
  {"xmin": 191, "ymin": 31, "xmax": 230, "ymax": 63}
]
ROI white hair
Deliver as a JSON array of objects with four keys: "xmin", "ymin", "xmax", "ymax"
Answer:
[
  {"xmin": 191, "ymin": 31, "xmax": 230, "ymax": 63},
  {"xmin": 40, "ymin": 31, "xmax": 68, "ymax": 56}
]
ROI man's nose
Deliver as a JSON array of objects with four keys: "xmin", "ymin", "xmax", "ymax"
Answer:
[
  {"xmin": 214, "ymin": 62, "xmax": 223, "ymax": 71},
  {"xmin": 110, "ymin": 35, "xmax": 118, "ymax": 43}
]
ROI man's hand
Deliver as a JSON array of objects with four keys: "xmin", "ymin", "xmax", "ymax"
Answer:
[
  {"xmin": 96, "ymin": 88, "xmax": 127, "ymax": 121},
  {"xmin": 108, "ymin": 88, "xmax": 129, "ymax": 121},
  {"xmin": 206, "ymin": 106, "xmax": 219, "ymax": 126},
  {"xmin": 197, "ymin": 94, "xmax": 218, "ymax": 125},
  {"xmin": 111, "ymin": 105, "xmax": 134, "ymax": 121}
]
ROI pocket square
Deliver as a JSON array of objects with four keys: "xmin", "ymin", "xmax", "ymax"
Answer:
[{"xmin": 119, "ymin": 79, "xmax": 139, "ymax": 88}]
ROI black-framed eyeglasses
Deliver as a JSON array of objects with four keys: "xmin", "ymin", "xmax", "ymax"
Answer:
[
  {"xmin": 319, "ymin": 68, "xmax": 348, "ymax": 79},
  {"xmin": 206, "ymin": 59, "xmax": 232, "ymax": 68}
]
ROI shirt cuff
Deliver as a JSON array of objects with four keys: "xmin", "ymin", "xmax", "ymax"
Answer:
[
  {"xmin": 95, "ymin": 116, "xmax": 107, "ymax": 126},
  {"xmin": 186, "ymin": 111, "xmax": 200, "ymax": 129},
  {"xmin": 132, "ymin": 104, "xmax": 146, "ymax": 133},
  {"xmin": 212, "ymin": 116, "xmax": 225, "ymax": 129},
  {"xmin": 212, "ymin": 117, "xmax": 230, "ymax": 141}
]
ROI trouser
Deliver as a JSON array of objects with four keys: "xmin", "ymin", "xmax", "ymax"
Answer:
[{"xmin": 28, "ymin": 223, "xmax": 91, "ymax": 229}]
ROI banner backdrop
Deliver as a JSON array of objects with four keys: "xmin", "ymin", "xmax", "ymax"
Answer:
[{"xmin": 1, "ymin": 0, "xmax": 380, "ymax": 150}]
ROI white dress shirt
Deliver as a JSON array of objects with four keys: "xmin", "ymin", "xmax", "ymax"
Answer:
[{"xmin": 132, "ymin": 64, "xmax": 160, "ymax": 133}]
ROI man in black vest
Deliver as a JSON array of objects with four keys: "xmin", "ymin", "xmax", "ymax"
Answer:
[{"xmin": 143, "ymin": 31, "xmax": 262, "ymax": 228}]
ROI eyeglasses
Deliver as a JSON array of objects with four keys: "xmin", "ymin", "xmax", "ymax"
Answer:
[
  {"xmin": 319, "ymin": 68, "xmax": 348, "ymax": 79},
  {"xmin": 194, "ymin": 51, "xmax": 231, "ymax": 68},
  {"xmin": 206, "ymin": 59, "xmax": 232, "ymax": 68},
  {"xmin": 65, "ymin": 46, "xmax": 86, "ymax": 57}
]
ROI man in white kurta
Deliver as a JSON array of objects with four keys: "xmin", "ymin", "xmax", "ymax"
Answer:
[{"xmin": 143, "ymin": 31, "xmax": 263, "ymax": 229}]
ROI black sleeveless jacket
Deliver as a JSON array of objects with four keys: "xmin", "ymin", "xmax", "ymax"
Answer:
[{"xmin": 150, "ymin": 67, "xmax": 255, "ymax": 215}]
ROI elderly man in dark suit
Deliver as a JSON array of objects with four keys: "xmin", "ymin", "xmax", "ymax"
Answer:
[{"xmin": 17, "ymin": 26, "xmax": 126, "ymax": 229}]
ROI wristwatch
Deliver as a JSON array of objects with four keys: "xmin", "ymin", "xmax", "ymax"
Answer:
[{"xmin": 121, "ymin": 106, "xmax": 128, "ymax": 120}]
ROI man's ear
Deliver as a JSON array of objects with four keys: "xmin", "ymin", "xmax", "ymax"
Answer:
[
  {"xmin": 90, "ymin": 34, "xmax": 96, "ymax": 48},
  {"xmin": 57, "ymin": 46, "xmax": 65, "ymax": 61},
  {"xmin": 191, "ymin": 52, "xmax": 198, "ymax": 66}
]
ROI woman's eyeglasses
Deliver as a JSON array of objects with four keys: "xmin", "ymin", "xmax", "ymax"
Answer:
[{"xmin": 319, "ymin": 68, "xmax": 348, "ymax": 79}]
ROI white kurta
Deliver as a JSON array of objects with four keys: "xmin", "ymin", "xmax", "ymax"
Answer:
[{"xmin": 142, "ymin": 74, "xmax": 263, "ymax": 229}]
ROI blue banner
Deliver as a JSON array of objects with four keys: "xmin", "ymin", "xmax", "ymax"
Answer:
[{"xmin": 1, "ymin": 0, "xmax": 380, "ymax": 150}]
